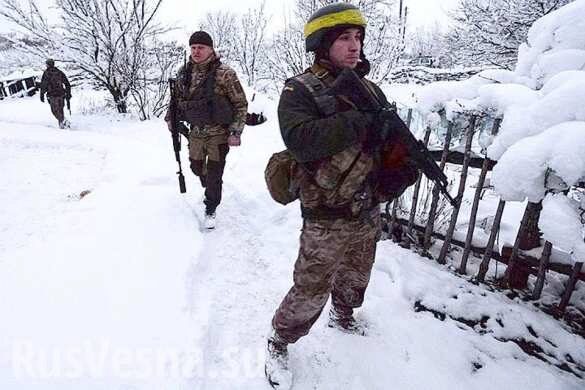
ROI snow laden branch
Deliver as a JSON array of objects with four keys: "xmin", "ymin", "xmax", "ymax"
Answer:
[{"xmin": 443, "ymin": 0, "xmax": 573, "ymax": 69}]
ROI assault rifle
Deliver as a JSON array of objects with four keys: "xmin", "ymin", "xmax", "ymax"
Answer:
[
  {"xmin": 329, "ymin": 68, "xmax": 457, "ymax": 206},
  {"xmin": 168, "ymin": 78, "xmax": 187, "ymax": 194},
  {"xmin": 66, "ymin": 97, "xmax": 71, "ymax": 115}
]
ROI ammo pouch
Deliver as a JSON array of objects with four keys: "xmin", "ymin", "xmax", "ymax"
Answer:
[
  {"xmin": 181, "ymin": 95, "xmax": 234, "ymax": 127},
  {"xmin": 265, "ymin": 150, "xmax": 299, "ymax": 205}
]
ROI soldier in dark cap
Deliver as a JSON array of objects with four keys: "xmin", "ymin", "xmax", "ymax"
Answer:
[
  {"xmin": 40, "ymin": 58, "xmax": 71, "ymax": 129},
  {"xmin": 165, "ymin": 31, "xmax": 248, "ymax": 229}
]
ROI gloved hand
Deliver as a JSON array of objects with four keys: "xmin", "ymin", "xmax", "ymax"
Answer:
[
  {"xmin": 228, "ymin": 132, "xmax": 241, "ymax": 147},
  {"xmin": 361, "ymin": 110, "xmax": 399, "ymax": 153},
  {"xmin": 40, "ymin": 94, "xmax": 45, "ymax": 103},
  {"xmin": 377, "ymin": 160, "xmax": 419, "ymax": 200}
]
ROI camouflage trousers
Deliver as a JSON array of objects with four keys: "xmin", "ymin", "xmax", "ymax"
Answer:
[
  {"xmin": 48, "ymin": 96, "xmax": 65, "ymax": 123},
  {"xmin": 272, "ymin": 209, "xmax": 381, "ymax": 344}
]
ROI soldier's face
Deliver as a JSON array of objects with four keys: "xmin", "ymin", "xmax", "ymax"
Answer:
[
  {"xmin": 190, "ymin": 44, "xmax": 214, "ymax": 64},
  {"xmin": 328, "ymin": 28, "xmax": 362, "ymax": 69}
]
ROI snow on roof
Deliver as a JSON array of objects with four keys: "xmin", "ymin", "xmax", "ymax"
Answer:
[{"xmin": 0, "ymin": 68, "xmax": 40, "ymax": 82}]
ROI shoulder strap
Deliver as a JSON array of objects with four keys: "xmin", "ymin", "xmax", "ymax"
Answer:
[{"xmin": 290, "ymin": 72, "xmax": 337, "ymax": 117}]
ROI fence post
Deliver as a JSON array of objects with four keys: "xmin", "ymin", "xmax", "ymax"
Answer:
[
  {"xmin": 557, "ymin": 262, "xmax": 584, "ymax": 314},
  {"xmin": 437, "ymin": 115, "xmax": 478, "ymax": 264},
  {"xmin": 532, "ymin": 241, "xmax": 552, "ymax": 300},
  {"xmin": 503, "ymin": 202, "xmax": 540, "ymax": 289},
  {"xmin": 423, "ymin": 122, "xmax": 454, "ymax": 252},
  {"xmin": 407, "ymin": 126, "xmax": 432, "ymax": 242},
  {"xmin": 458, "ymin": 118, "xmax": 501, "ymax": 274},
  {"xmin": 476, "ymin": 199, "xmax": 506, "ymax": 282}
]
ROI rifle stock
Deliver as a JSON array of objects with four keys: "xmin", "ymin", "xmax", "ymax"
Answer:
[
  {"xmin": 168, "ymin": 78, "xmax": 187, "ymax": 194},
  {"xmin": 329, "ymin": 69, "xmax": 456, "ymax": 207}
]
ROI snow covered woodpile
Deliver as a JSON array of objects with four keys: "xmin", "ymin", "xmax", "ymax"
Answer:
[{"xmin": 413, "ymin": 0, "xmax": 585, "ymax": 268}]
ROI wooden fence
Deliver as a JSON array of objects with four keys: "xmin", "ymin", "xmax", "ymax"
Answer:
[
  {"xmin": 0, "ymin": 75, "xmax": 38, "ymax": 99},
  {"xmin": 383, "ymin": 109, "xmax": 584, "ymax": 316}
]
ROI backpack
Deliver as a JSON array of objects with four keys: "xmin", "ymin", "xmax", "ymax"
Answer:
[{"xmin": 265, "ymin": 150, "xmax": 299, "ymax": 205}]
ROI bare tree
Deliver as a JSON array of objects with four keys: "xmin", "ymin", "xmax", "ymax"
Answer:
[
  {"xmin": 264, "ymin": 17, "xmax": 312, "ymax": 93},
  {"xmin": 405, "ymin": 24, "xmax": 444, "ymax": 66},
  {"xmin": 130, "ymin": 40, "xmax": 182, "ymax": 120}
]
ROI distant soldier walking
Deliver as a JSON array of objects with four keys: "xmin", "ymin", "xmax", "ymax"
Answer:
[
  {"xmin": 40, "ymin": 59, "xmax": 71, "ymax": 129},
  {"xmin": 165, "ymin": 31, "xmax": 248, "ymax": 229}
]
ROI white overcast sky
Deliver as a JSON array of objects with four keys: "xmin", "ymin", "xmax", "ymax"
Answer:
[{"xmin": 1, "ymin": 0, "xmax": 459, "ymax": 39}]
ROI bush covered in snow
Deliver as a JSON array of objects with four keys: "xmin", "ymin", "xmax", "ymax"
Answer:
[{"xmin": 414, "ymin": 0, "xmax": 585, "ymax": 264}]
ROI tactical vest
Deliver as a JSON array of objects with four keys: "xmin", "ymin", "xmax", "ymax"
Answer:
[
  {"xmin": 290, "ymin": 70, "xmax": 376, "ymax": 220},
  {"xmin": 180, "ymin": 62, "xmax": 234, "ymax": 127}
]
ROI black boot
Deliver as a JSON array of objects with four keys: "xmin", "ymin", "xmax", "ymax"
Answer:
[
  {"xmin": 265, "ymin": 329, "xmax": 292, "ymax": 389},
  {"xmin": 328, "ymin": 305, "xmax": 367, "ymax": 336}
]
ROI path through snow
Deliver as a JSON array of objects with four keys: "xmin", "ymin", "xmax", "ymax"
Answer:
[{"xmin": 0, "ymin": 97, "xmax": 583, "ymax": 389}]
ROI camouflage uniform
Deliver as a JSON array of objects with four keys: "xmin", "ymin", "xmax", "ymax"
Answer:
[
  {"xmin": 272, "ymin": 62, "xmax": 389, "ymax": 343},
  {"xmin": 40, "ymin": 65, "xmax": 71, "ymax": 125},
  {"xmin": 166, "ymin": 54, "xmax": 248, "ymax": 214}
]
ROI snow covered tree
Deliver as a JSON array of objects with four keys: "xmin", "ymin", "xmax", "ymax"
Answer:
[
  {"xmin": 405, "ymin": 24, "xmax": 444, "ymax": 67},
  {"xmin": 264, "ymin": 18, "xmax": 312, "ymax": 93},
  {"xmin": 1, "ymin": 0, "xmax": 173, "ymax": 117},
  {"xmin": 268, "ymin": 0, "xmax": 405, "ymax": 85},
  {"xmin": 231, "ymin": 1, "xmax": 269, "ymax": 88},
  {"xmin": 443, "ymin": 0, "xmax": 574, "ymax": 69},
  {"xmin": 199, "ymin": 11, "xmax": 237, "ymax": 61}
]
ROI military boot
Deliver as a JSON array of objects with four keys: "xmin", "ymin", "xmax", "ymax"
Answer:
[
  {"xmin": 204, "ymin": 212, "xmax": 216, "ymax": 230},
  {"xmin": 328, "ymin": 305, "xmax": 367, "ymax": 336},
  {"xmin": 265, "ymin": 329, "xmax": 292, "ymax": 390}
]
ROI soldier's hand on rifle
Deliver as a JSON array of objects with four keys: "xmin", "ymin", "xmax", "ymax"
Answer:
[
  {"xmin": 228, "ymin": 131, "xmax": 241, "ymax": 147},
  {"xmin": 361, "ymin": 112, "xmax": 388, "ymax": 152}
]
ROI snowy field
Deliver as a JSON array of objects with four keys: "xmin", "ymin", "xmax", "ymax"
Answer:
[{"xmin": 0, "ymin": 93, "xmax": 583, "ymax": 390}]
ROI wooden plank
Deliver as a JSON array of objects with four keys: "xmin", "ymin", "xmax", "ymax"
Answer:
[
  {"xmin": 557, "ymin": 262, "xmax": 584, "ymax": 313},
  {"xmin": 407, "ymin": 127, "xmax": 432, "ymax": 237},
  {"xmin": 423, "ymin": 122, "xmax": 454, "ymax": 251},
  {"xmin": 477, "ymin": 200, "xmax": 506, "ymax": 282},
  {"xmin": 437, "ymin": 115, "xmax": 477, "ymax": 264},
  {"xmin": 459, "ymin": 118, "xmax": 502, "ymax": 274},
  {"xmin": 427, "ymin": 150, "xmax": 497, "ymax": 170},
  {"xmin": 503, "ymin": 202, "xmax": 538, "ymax": 288},
  {"xmin": 459, "ymin": 156, "xmax": 490, "ymax": 274},
  {"xmin": 532, "ymin": 241, "xmax": 552, "ymax": 300}
]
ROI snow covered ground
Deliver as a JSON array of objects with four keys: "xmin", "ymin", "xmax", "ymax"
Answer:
[{"xmin": 1, "ymin": 93, "xmax": 584, "ymax": 389}]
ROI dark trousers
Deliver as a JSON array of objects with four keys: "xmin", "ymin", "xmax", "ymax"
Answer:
[
  {"xmin": 189, "ymin": 143, "xmax": 229, "ymax": 214},
  {"xmin": 48, "ymin": 96, "xmax": 65, "ymax": 123}
]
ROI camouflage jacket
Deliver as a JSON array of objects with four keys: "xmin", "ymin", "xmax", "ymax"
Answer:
[
  {"xmin": 40, "ymin": 66, "xmax": 71, "ymax": 98},
  {"xmin": 166, "ymin": 54, "xmax": 248, "ymax": 138},
  {"xmin": 278, "ymin": 61, "xmax": 391, "ymax": 217}
]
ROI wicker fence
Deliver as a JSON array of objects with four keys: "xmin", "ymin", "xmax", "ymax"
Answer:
[{"xmin": 383, "ymin": 109, "xmax": 584, "ymax": 316}]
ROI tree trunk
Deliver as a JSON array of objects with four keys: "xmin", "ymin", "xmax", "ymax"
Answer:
[{"xmin": 518, "ymin": 201, "xmax": 542, "ymax": 250}]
